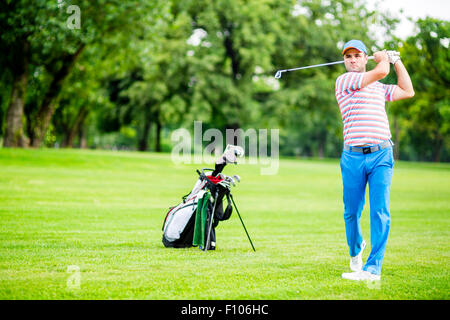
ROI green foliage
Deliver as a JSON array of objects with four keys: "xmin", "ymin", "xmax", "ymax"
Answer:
[
  {"xmin": 180, "ymin": 0, "xmax": 289, "ymax": 129},
  {"xmin": 0, "ymin": 0, "xmax": 448, "ymax": 161},
  {"xmin": 1, "ymin": 0, "xmax": 166, "ymax": 146},
  {"xmin": 389, "ymin": 18, "xmax": 450, "ymax": 161}
]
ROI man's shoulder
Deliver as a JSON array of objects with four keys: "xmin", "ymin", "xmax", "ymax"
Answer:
[{"xmin": 335, "ymin": 72, "xmax": 366, "ymax": 92}]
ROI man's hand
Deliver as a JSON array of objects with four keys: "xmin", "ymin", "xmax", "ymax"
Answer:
[
  {"xmin": 373, "ymin": 50, "xmax": 389, "ymax": 63},
  {"xmin": 386, "ymin": 50, "xmax": 401, "ymax": 65}
]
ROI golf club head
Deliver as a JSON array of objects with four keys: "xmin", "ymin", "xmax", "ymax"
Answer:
[
  {"xmin": 217, "ymin": 180, "xmax": 231, "ymax": 190},
  {"xmin": 274, "ymin": 70, "xmax": 282, "ymax": 79},
  {"xmin": 220, "ymin": 174, "xmax": 235, "ymax": 187},
  {"xmin": 232, "ymin": 175, "xmax": 241, "ymax": 183}
]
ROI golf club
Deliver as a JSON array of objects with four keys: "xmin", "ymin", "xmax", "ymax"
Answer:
[
  {"xmin": 274, "ymin": 56, "xmax": 375, "ymax": 79},
  {"xmin": 227, "ymin": 177, "xmax": 236, "ymax": 187},
  {"xmin": 275, "ymin": 51, "xmax": 401, "ymax": 78},
  {"xmin": 219, "ymin": 173, "xmax": 239, "ymax": 187}
]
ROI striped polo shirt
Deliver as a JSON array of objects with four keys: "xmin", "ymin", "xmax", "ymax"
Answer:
[{"xmin": 335, "ymin": 72, "xmax": 397, "ymax": 146}]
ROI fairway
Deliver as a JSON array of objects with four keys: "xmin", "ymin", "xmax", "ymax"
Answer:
[{"xmin": 0, "ymin": 148, "xmax": 449, "ymax": 300}]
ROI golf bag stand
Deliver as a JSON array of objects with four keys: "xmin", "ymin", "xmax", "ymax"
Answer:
[{"xmin": 229, "ymin": 193, "xmax": 256, "ymax": 252}]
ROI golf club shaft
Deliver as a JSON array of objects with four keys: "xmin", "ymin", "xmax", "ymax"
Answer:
[
  {"xmin": 284, "ymin": 59, "xmax": 345, "ymax": 72},
  {"xmin": 275, "ymin": 56, "xmax": 374, "ymax": 78},
  {"xmin": 230, "ymin": 194, "xmax": 256, "ymax": 252}
]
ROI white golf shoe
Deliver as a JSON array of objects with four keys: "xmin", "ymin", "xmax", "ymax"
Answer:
[
  {"xmin": 341, "ymin": 270, "xmax": 381, "ymax": 281},
  {"xmin": 350, "ymin": 240, "xmax": 366, "ymax": 272}
]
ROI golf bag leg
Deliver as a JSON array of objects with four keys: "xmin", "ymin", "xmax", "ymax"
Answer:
[
  {"xmin": 208, "ymin": 227, "xmax": 216, "ymax": 250},
  {"xmin": 230, "ymin": 194, "xmax": 256, "ymax": 252}
]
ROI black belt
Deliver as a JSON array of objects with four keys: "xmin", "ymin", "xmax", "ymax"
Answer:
[{"xmin": 344, "ymin": 140, "xmax": 392, "ymax": 154}]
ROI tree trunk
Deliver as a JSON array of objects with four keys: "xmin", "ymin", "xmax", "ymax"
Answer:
[
  {"xmin": 317, "ymin": 141, "xmax": 324, "ymax": 159},
  {"xmin": 31, "ymin": 99, "xmax": 58, "ymax": 147},
  {"xmin": 155, "ymin": 111, "xmax": 162, "ymax": 152},
  {"xmin": 317, "ymin": 130, "xmax": 326, "ymax": 159},
  {"xmin": 433, "ymin": 132, "xmax": 442, "ymax": 162},
  {"xmin": 79, "ymin": 125, "xmax": 87, "ymax": 149},
  {"xmin": 30, "ymin": 44, "xmax": 85, "ymax": 147},
  {"xmin": 3, "ymin": 71, "xmax": 28, "ymax": 147},
  {"xmin": 138, "ymin": 108, "xmax": 152, "ymax": 151},
  {"xmin": 62, "ymin": 106, "xmax": 89, "ymax": 148},
  {"xmin": 3, "ymin": 40, "xmax": 30, "ymax": 147},
  {"xmin": 393, "ymin": 116, "xmax": 400, "ymax": 160},
  {"xmin": 220, "ymin": 15, "xmax": 240, "ymax": 81}
]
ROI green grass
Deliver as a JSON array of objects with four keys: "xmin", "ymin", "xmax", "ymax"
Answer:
[{"xmin": 0, "ymin": 148, "xmax": 449, "ymax": 299}]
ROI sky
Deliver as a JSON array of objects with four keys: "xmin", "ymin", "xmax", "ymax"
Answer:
[{"xmin": 365, "ymin": 0, "xmax": 450, "ymax": 39}]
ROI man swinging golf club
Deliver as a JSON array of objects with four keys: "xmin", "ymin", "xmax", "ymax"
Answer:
[{"xmin": 336, "ymin": 40, "xmax": 414, "ymax": 281}]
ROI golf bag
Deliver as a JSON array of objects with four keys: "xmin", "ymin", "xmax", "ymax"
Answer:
[
  {"xmin": 162, "ymin": 144, "xmax": 255, "ymax": 252},
  {"xmin": 162, "ymin": 168, "xmax": 233, "ymax": 250}
]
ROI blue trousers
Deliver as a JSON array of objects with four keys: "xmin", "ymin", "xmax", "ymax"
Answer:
[{"xmin": 340, "ymin": 143, "xmax": 394, "ymax": 275}]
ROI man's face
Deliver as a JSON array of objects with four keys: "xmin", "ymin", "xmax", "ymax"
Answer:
[{"xmin": 343, "ymin": 48, "xmax": 368, "ymax": 72}]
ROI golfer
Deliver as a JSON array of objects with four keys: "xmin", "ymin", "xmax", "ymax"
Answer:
[{"xmin": 335, "ymin": 40, "xmax": 414, "ymax": 281}]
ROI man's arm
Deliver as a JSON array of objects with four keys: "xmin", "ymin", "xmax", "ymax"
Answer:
[
  {"xmin": 360, "ymin": 51, "xmax": 390, "ymax": 88},
  {"xmin": 391, "ymin": 60, "xmax": 415, "ymax": 101}
]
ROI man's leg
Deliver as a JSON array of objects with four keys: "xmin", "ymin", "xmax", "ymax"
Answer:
[
  {"xmin": 363, "ymin": 147, "xmax": 394, "ymax": 275},
  {"xmin": 340, "ymin": 150, "xmax": 367, "ymax": 257}
]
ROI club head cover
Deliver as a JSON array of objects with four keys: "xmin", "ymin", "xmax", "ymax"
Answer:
[{"xmin": 215, "ymin": 145, "xmax": 244, "ymax": 165}]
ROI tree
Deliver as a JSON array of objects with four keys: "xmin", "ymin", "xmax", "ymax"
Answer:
[
  {"xmin": 0, "ymin": 0, "xmax": 34, "ymax": 146},
  {"xmin": 1, "ymin": 0, "xmax": 164, "ymax": 147},
  {"xmin": 98, "ymin": 3, "xmax": 193, "ymax": 151},
  {"xmin": 389, "ymin": 18, "xmax": 450, "ymax": 161},
  {"xmin": 183, "ymin": 0, "xmax": 292, "ymax": 134}
]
